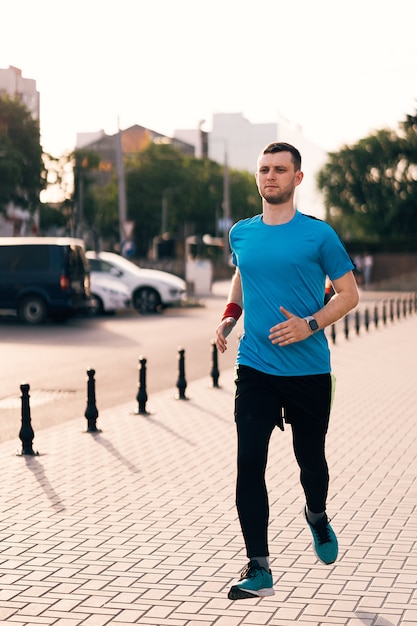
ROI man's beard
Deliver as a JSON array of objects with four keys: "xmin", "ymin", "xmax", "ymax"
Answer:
[{"xmin": 262, "ymin": 188, "xmax": 293, "ymax": 205}]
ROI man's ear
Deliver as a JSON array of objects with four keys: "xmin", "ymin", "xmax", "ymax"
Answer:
[{"xmin": 295, "ymin": 170, "xmax": 304, "ymax": 187}]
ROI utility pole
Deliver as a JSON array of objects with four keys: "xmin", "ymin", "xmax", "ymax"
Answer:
[
  {"xmin": 222, "ymin": 146, "xmax": 231, "ymax": 263},
  {"xmin": 161, "ymin": 189, "xmax": 169, "ymax": 235},
  {"xmin": 116, "ymin": 117, "xmax": 127, "ymax": 251},
  {"xmin": 76, "ymin": 169, "xmax": 84, "ymax": 238}
]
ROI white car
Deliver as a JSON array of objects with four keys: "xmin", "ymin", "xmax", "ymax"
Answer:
[
  {"xmin": 89, "ymin": 273, "xmax": 132, "ymax": 316},
  {"xmin": 86, "ymin": 251, "xmax": 186, "ymax": 314}
]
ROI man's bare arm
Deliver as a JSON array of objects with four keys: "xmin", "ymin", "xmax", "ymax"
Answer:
[
  {"xmin": 215, "ymin": 268, "xmax": 243, "ymax": 353},
  {"xmin": 313, "ymin": 271, "xmax": 359, "ymax": 329}
]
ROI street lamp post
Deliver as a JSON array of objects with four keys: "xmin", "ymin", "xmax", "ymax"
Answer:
[
  {"xmin": 222, "ymin": 146, "xmax": 231, "ymax": 263},
  {"xmin": 161, "ymin": 189, "xmax": 169, "ymax": 235},
  {"xmin": 116, "ymin": 118, "xmax": 127, "ymax": 250},
  {"xmin": 208, "ymin": 136, "xmax": 232, "ymax": 264}
]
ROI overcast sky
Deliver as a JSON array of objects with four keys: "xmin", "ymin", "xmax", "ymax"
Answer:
[{"xmin": 2, "ymin": 0, "xmax": 417, "ymax": 156}]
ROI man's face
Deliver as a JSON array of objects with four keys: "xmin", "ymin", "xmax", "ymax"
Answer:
[{"xmin": 255, "ymin": 151, "xmax": 303, "ymax": 205}]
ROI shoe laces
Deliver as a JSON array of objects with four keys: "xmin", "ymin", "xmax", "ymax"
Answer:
[
  {"xmin": 239, "ymin": 561, "xmax": 263, "ymax": 580},
  {"xmin": 312, "ymin": 516, "xmax": 332, "ymax": 545}
]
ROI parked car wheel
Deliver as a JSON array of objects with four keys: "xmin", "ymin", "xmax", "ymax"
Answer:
[
  {"xmin": 18, "ymin": 295, "xmax": 47, "ymax": 324},
  {"xmin": 133, "ymin": 287, "xmax": 161, "ymax": 314},
  {"xmin": 89, "ymin": 294, "xmax": 105, "ymax": 316}
]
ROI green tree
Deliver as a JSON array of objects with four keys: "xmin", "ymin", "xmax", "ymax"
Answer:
[
  {"xmin": 124, "ymin": 143, "xmax": 188, "ymax": 256},
  {"xmin": 317, "ymin": 108, "xmax": 417, "ymax": 248},
  {"xmin": 39, "ymin": 152, "xmax": 75, "ymax": 234},
  {"xmin": 61, "ymin": 142, "xmax": 260, "ymax": 257},
  {"xmin": 91, "ymin": 176, "xmax": 120, "ymax": 245},
  {"xmin": 0, "ymin": 95, "xmax": 45, "ymax": 214},
  {"xmin": 72, "ymin": 148, "xmax": 102, "ymax": 239},
  {"xmin": 122, "ymin": 143, "xmax": 260, "ymax": 257}
]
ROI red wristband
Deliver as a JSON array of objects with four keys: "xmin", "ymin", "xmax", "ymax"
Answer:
[{"xmin": 222, "ymin": 302, "xmax": 242, "ymax": 321}]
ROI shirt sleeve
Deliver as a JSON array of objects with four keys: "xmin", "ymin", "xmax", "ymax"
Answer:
[{"xmin": 321, "ymin": 226, "xmax": 355, "ymax": 280}]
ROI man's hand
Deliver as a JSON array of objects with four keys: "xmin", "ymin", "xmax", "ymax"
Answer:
[
  {"xmin": 215, "ymin": 317, "xmax": 237, "ymax": 353},
  {"xmin": 268, "ymin": 306, "xmax": 312, "ymax": 346}
]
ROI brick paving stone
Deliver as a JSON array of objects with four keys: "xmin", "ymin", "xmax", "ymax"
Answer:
[
  {"xmin": 48, "ymin": 616, "xmax": 85, "ymax": 626},
  {"xmin": 403, "ymin": 608, "xmax": 417, "ymax": 623}
]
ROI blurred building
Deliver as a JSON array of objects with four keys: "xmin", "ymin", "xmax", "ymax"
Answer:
[
  {"xmin": 175, "ymin": 112, "xmax": 328, "ymax": 219},
  {"xmin": 0, "ymin": 65, "xmax": 40, "ymax": 120},
  {"xmin": 76, "ymin": 124, "xmax": 195, "ymax": 185},
  {"xmin": 0, "ymin": 65, "xmax": 40, "ymax": 235}
]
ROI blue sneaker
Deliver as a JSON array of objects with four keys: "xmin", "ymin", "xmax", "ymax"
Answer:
[
  {"xmin": 228, "ymin": 560, "xmax": 274, "ymax": 600},
  {"xmin": 304, "ymin": 507, "xmax": 338, "ymax": 564}
]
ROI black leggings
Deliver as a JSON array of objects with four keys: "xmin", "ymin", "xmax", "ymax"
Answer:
[{"xmin": 234, "ymin": 365, "xmax": 332, "ymax": 558}]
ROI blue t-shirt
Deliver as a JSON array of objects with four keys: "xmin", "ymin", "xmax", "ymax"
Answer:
[{"xmin": 230, "ymin": 211, "xmax": 354, "ymax": 376}]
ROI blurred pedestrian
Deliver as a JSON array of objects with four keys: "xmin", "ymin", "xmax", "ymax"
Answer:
[
  {"xmin": 363, "ymin": 252, "xmax": 374, "ymax": 287},
  {"xmin": 215, "ymin": 142, "xmax": 359, "ymax": 601},
  {"xmin": 353, "ymin": 253, "xmax": 364, "ymax": 285}
]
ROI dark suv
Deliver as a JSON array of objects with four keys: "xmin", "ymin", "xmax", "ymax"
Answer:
[{"xmin": 0, "ymin": 237, "xmax": 91, "ymax": 324}]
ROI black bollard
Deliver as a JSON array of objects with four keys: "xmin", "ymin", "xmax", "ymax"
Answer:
[
  {"xmin": 365, "ymin": 308, "xmax": 370, "ymax": 331},
  {"xmin": 84, "ymin": 368, "xmax": 100, "ymax": 432},
  {"xmin": 176, "ymin": 348, "xmax": 187, "ymax": 400},
  {"xmin": 18, "ymin": 383, "xmax": 38, "ymax": 456},
  {"xmin": 331, "ymin": 324, "xmax": 336, "ymax": 344},
  {"xmin": 390, "ymin": 299, "xmax": 394, "ymax": 322},
  {"xmin": 382, "ymin": 301, "xmax": 387, "ymax": 325},
  {"xmin": 374, "ymin": 305, "xmax": 379, "ymax": 328},
  {"xmin": 396, "ymin": 298, "xmax": 401, "ymax": 319},
  {"xmin": 355, "ymin": 310, "xmax": 360, "ymax": 335},
  {"xmin": 344, "ymin": 314, "xmax": 349, "ymax": 340},
  {"xmin": 403, "ymin": 298, "xmax": 407, "ymax": 318},
  {"xmin": 210, "ymin": 340, "xmax": 220, "ymax": 388},
  {"xmin": 135, "ymin": 356, "xmax": 149, "ymax": 415}
]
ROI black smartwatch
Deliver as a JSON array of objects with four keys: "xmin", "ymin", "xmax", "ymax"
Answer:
[{"xmin": 304, "ymin": 316, "xmax": 319, "ymax": 333}]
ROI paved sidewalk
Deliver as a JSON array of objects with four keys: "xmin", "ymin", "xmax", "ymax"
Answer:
[{"xmin": 0, "ymin": 307, "xmax": 416, "ymax": 625}]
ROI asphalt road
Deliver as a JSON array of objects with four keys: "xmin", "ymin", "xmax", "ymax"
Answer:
[{"xmin": 0, "ymin": 282, "xmax": 238, "ymax": 444}]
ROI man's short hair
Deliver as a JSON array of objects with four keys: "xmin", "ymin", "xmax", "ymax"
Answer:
[{"xmin": 260, "ymin": 142, "xmax": 302, "ymax": 171}]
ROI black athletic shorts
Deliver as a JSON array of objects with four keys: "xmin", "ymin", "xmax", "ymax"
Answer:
[{"xmin": 234, "ymin": 364, "xmax": 332, "ymax": 433}]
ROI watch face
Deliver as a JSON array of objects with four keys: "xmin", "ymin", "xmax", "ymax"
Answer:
[{"xmin": 309, "ymin": 318, "xmax": 319, "ymax": 331}]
